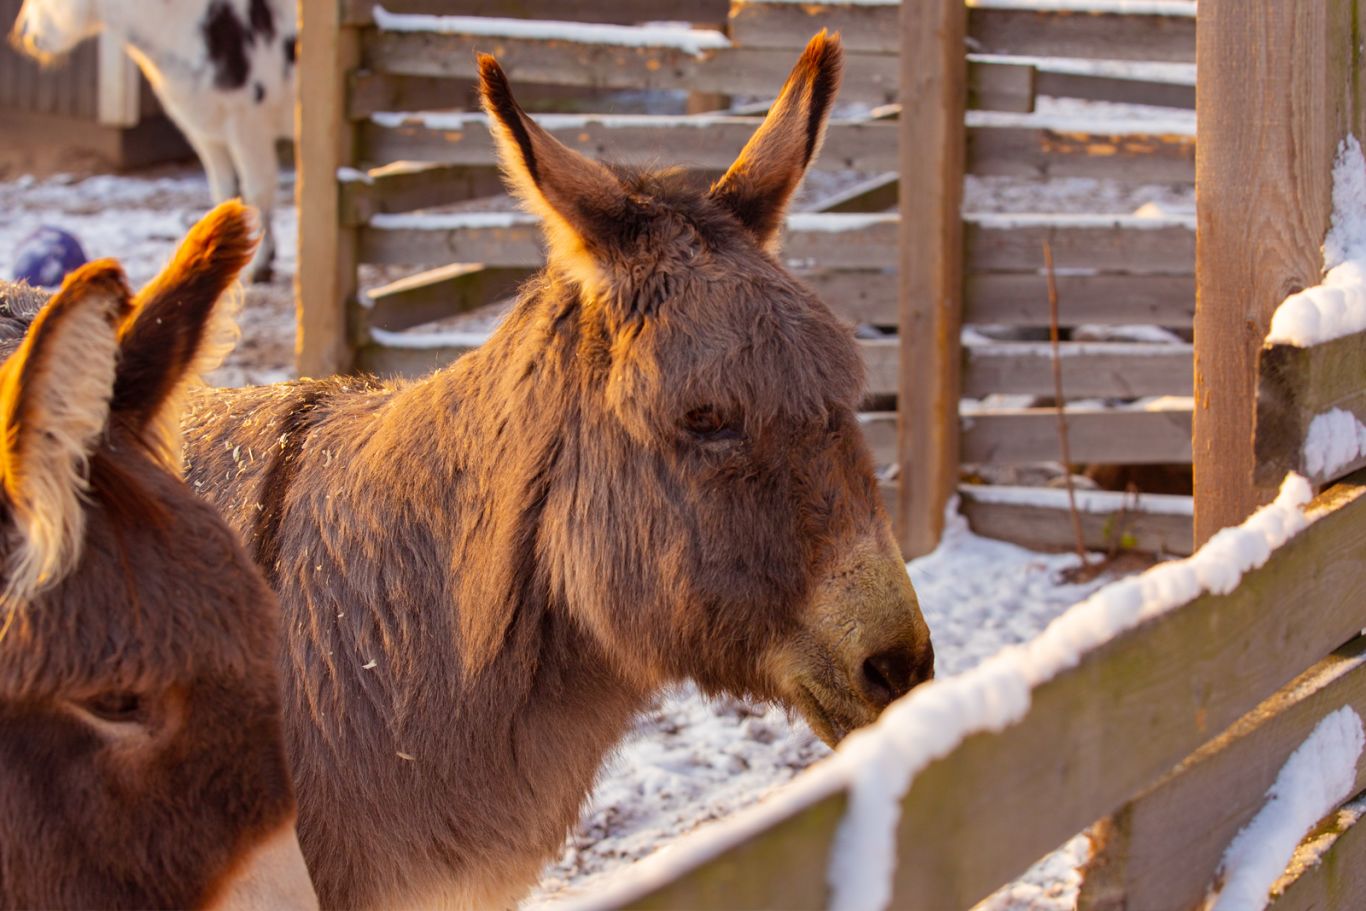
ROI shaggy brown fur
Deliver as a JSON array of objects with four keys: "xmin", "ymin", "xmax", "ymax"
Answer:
[
  {"xmin": 183, "ymin": 35, "xmax": 933, "ymax": 908},
  {"xmin": 0, "ymin": 205, "xmax": 315, "ymax": 910}
]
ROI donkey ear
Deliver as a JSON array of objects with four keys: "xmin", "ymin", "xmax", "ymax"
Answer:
[
  {"xmin": 478, "ymin": 54, "xmax": 630, "ymax": 289},
  {"xmin": 114, "ymin": 200, "xmax": 257, "ymax": 470},
  {"xmin": 709, "ymin": 31, "xmax": 843, "ymax": 250},
  {"xmin": 0, "ymin": 261, "xmax": 132, "ymax": 601}
]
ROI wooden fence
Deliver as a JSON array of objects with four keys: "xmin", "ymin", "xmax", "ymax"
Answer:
[
  {"xmin": 297, "ymin": 0, "xmax": 1202, "ymax": 559},
  {"xmin": 530, "ymin": 1, "xmax": 1366, "ymax": 907}
]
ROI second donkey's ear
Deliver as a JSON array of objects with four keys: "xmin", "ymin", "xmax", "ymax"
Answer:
[
  {"xmin": 114, "ymin": 200, "xmax": 258, "ymax": 469},
  {"xmin": 0, "ymin": 262, "xmax": 131, "ymax": 602},
  {"xmin": 478, "ymin": 54, "xmax": 630, "ymax": 291},
  {"xmin": 710, "ymin": 31, "xmax": 843, "ymax": 251}
]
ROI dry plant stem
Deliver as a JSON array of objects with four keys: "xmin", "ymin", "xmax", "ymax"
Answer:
[{"xmin": 1045, "ymin": 241, "xmax": 1090, "ymax": 568}]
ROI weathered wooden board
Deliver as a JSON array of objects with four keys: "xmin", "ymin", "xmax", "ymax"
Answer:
[
  {"xmin": 965, "ymin": 273, "xmax": 1194, "ymax": 326},
  {"xmin": 1255, "ymin": 330, "xmax": 1366, "ymax": 487},
  {"xmin": 811, "ymin": 173, "xmax": 899, "ymax": 214},
  {"xmin": 357, "ymin": 116, "xmax": 1192, "ymax": 184},
  {"xmin": 296, "ymin": 1, "xmax": 359, "ymax": 377},
  {"xmin": 963, "ymin": 342, "xmax": 1193, "ymax": 398},
  {"xmin": 361, "ymin": 264, "xmax": 534, "ymax": 332},
  {"xmin": 961, "ymin": 405, "xmax": 1192, "ymax": 465},
  {"xmin": 896, "ymin": 0, "xmax": 968, "ymax": 557},
  {"xmin": 362, "ymin": 31, "xmax": 903, "ymax": 104},
  {"xmin": 1034, "ymin": 67, "xmax": 1195, "ymax": 109},
  {"xmin": 729, "ymin": 1, "xmax": 1196, "ymax": 63},
  {"xmin": 348, "ymin": 59, "xmax": 1037, "ymax": 119},
  {"xmin": 964, "ymin": 215, "xmax": 1195, "ymax": 273},
  {"xmin": 342, "ymin": 0, "xmax": 729, "ymax": 26},
  {"xmin": 1080, "ymin": 637, "xmax": 1366, "ymax": 911},
  {"xmin": 359, "ymin": 214, "xmax": 1193, "ymax": 277},
  {"xmin": 970, "ymin": 5, "xmax": 1196, "ymax": 63},
  {"xmin": 357, "ymin": 115, "xmax": 900, "ymax": 173},
  {"xmin": 1271, "ymin": 793, "xmax": 1366, "ymax": 911},
  {"xmin": 959, "ymin": 483, "xmax": 1194, "ymax": 555},
  {"xmin": 354, "ymin": 340, "xmax": 480, "ymax": 377},
  {"xmin": 1194, "ymin": 0, "xmax": 1356, "ymax": 543},
  {"xmin": 966, "ymin": 123, "xmax": 1194, "ymax": 182},
  {"xmin": 340, "ymin": 163, "xmax": 508, "ymax": 226}
]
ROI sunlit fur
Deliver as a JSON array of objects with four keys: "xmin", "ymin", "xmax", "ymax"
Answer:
[
  {"xmin": 0, "ymin": 212, "xmax": 315, "ymax": 909},
  {"xmin": 181, "ymin": 34, "xmax": 933, "ymax": 908}
]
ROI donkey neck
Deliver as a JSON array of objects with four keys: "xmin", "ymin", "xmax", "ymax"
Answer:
[{"xmin": 286, "ymin": 290, "xmax": 652, "ymax": 904}]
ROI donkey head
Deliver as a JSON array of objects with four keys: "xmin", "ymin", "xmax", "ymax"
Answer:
[
  {"xmin": 476, "ymin": 33, "xmax": 933, "ymax": 744},
  {"xmin": 9, "ymin": 0, "xmax": 99, "ymax": 60},
  {"xmin": 0, "ymin": 204, "xmax": 317, "ymax": 909}
]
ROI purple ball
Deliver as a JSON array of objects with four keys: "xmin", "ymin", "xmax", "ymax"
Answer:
[{"xmin": 13, "ymin": 227, "xmax": 88, "ymax": 289}]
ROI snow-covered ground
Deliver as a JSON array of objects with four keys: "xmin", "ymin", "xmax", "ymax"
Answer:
[{"xmin": 1, "ymin": 91, "xmax": 1195, "ymax": 907}]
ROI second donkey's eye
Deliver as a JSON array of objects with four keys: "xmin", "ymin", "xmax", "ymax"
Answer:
[{"xmin": 683, "ymin": 406, "xmax": 743, "ymax": 442}]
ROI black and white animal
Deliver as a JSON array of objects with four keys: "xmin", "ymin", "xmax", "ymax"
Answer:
[{"xmin": 11, "ymin": 0, "xmax": 295, "ymax": 281}]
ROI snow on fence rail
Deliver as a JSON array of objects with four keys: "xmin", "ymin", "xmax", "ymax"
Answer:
[{"xmin": 533, "ymin": 471, "xmax": 1366, "ymax": 909}]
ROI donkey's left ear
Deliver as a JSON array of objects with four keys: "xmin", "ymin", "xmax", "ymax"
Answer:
[
  {"xmin": 710, "ymin": 31, "xmax": 843, "ymax": 250},
  {"xmin": 0, "ymin": 262, "xmax": 132, "ymax": 601},
  {"xmin": 479, "ymin": 54, "xmax": 631, "ymax": 290},
  {"xmin": 113, "ymin": 200, "xmax": 257, "ymax": 469}
]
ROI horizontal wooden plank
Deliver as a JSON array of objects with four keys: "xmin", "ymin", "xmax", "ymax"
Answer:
[
  {"xmin": 970, "ymin": 5, "xmax": 1195, "ymax": 63},
  {"xmin": 963, "ymin": 342, "xmax": 1193, "ymax": 398},
  {"xmin": 729, "ymin": 1, "xmax": 1195, "ymax": 63},
  {"xmin": 340, "ymin": 163, "xmax": 507, "ymax": 226},
  {"xmin": 360, "ymin": 212, "xmax": 1195, "ymax": 275},
  {"xmin": 362, "ymin": 31, "xmax": 903, "ymax": 104},
  {"xmin": 1271, "ymin": 792, "xmax": 1366, "ymax": 910},
  {"xmin": 360, "ymin": 264, "xmax": 533, "ymax": 332},
  {"xmin": 964, "ymin": 214, "xmax": 1195, "ymax": 273},
  {"xmin": 354, "ymin": 338, "xmax": 480, "ymax": 376},
  {"xmin": 341, "ymin": 0, "xmax": 730, "ymax": 26},
  {"xmin": 348, "ymin": 59, "xmax": 1036, "ymax": 119},
  {"xmin": 959, "ymin": 482, "xmax": 1193, "ymax": 555},
  {"xmin": 887, "ymin": 474, "xmax": 1366, "ymax": 908},
  {"xmin": 357, "ymin": 114, "xmax": 900, "ymax": 172},
  {"xmin": 965, "ymin": 273, "xmax": 1194, "ymax": 326},
  {"xmin": 1080, "ymin": 637, "xmax": 1366, "ymax": 911},
  {"xmin": 966, "ymin": 119, "xmax": 1194, "ymax": 182},
  {"xmin": 1255, "ymin": 330, "xmax": 1366, "ymax": 487},
  {"xmin": 358, "ymin": 114, "xmax": 1191, "ymax": 184},
  {"xmin": 801, "ymin": 272, "xmax": 1195, "ymax": 329},
  {"xmin": 1034, "ymin": 67, "xmax": 1195, "ymax": 109},
  {"xmin": 961, "ymin": 404, "xmax": 1192, "ymax": 465}
]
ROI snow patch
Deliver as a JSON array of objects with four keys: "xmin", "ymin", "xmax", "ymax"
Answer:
[
  {"xmin": 368, "ymin": 327, "xmax": 490, "ymax": 350},
  {"xmin": 371, "ymin": 7, "xmax": 730, "ymax": 54},
  {"xmin": 1207, "ymin": 707, "xmax": 1364, "ymax": 911},
  {"xmin": 966, "ymin": 109, "xmax": 1195, "ymax": 137},
  {"xmin": 1267, "ymin": 136, "xmax": 1366, "ymax": 347},
  {"xmin": 368, "ymin": 211, "xmax": 536, "ymax": 230},
  {"xmin": 969, "ymin": 0, "xmax": 1195, "ymax": 14},
  {"xmin": 1302, "ymin": 408, "xmax": 1366, "ymax": 480},
  {"xmin": 826, "ymin": 474, "xmax": 1313, "ymax": 911}
]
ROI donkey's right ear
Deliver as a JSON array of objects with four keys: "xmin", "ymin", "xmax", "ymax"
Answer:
[
  {"xmin": 114, "ymin": 201, "xmax": 257, "ymax": 469},
  {"xmin": 0, "ymin": 262, "xmax": 132, "ymax": 601},
  {"xmin": 478, "ymin": 55, "xmax": 630, "ymax": 290}
]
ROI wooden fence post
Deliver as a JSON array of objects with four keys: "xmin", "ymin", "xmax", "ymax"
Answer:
[
  {"xmin": 296, "ymin": 0, "xmax": 359, "ymax": 378},
  {"xmin": 1193, "ymin": 0, "xmax": 1362, "ymax": 545},
  {"xmin": 896, "ymin": 0, "xmax": 967, "ymax": 557}
]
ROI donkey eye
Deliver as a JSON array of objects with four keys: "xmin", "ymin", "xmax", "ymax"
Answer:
[
  {"xmin": 683, "ymin": 406, "xmax": 742, "ymax": 441},
  {"xmin": 82, "ymin": 691, "xmax": 144, "ymax": 724}
]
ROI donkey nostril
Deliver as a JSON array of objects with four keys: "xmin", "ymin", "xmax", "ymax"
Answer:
[{"xmin": 860, "ymin": 645, "xmax": 931, "ymax": 707}]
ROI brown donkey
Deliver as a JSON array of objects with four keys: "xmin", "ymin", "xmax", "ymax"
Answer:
[
  {"xmin": 0, "ymin": 205, "xmax": 317, "ymax": 909},
  {"xmin": 182, "ymin": 34, "xmax": 932, "ymax": 909}
]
